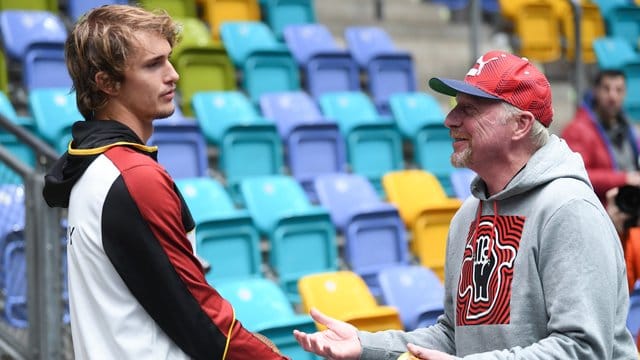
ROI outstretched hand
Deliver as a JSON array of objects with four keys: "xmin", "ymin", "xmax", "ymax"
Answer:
[{"xmin": 292, "ymin": 308, "xmax": 362, "ymax": 360}]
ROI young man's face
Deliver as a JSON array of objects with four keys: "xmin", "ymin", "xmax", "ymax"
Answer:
[
  {"xmin": 114, "ymin": 31, "xmax": 179, "ymax": 124},
  {"xmin": 594, "ymin": 74, "xmax": 626, "ymax": 121},
  {"xmin": 444, "ymin": 93, "xmax": 514, "ymax": 170}
]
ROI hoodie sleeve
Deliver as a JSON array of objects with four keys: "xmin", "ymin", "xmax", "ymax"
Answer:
[{"xmin": 101, "ymin": 159, "xmax": 287, "ymax": 360}]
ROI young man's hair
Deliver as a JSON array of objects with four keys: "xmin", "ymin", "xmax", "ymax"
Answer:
[
  {"xmin": 65, "ymin": 5, "xmax": 180, "ymax": 120},
  {"xmin": 593, "ymin": 69, "xmax": 625, "ymax": 87}
]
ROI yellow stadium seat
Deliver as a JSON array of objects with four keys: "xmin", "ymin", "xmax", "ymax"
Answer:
[
  {"xmin": 513, "ymin": 0, "xmax": 562, "ymax": 62},
  {"xmin": 298, "ymin": 271, "xmax": 404, "ymax": 332},
  {"xmin": 382, "ymin": 170, "xmax": 461, "ymax": 281},
  {"xmin": 198, "ymin": 0, "xmax": 261, "ymax": 40},
  {"xmin": 552, "ymin": 1, "xmax": 605, "ymax": 63}
]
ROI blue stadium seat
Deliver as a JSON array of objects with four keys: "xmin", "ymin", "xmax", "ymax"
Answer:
[
  {"xmin": 148, "ymin": 118, "xmax": 209, "ymax": 179},
  {"xmin": 66, "ymin": 0, "xmax": 128, "ymax": 21},
  {"xmin": 216, "ymin": 278, "xmax": 321, "ymax": 360},
  {"xmin": 259, "ymin": 91, "xmax": 347, "ymax": 200},
  {"xmin": 343, "ymin": 26, "xmax": 417, "ymax": 114},
  {"xmin": 628, "ymin": 285, "xmax": 640, "ymax": 341},
  {"xmin": 0, "ymin": 10, "xmax": 71, "ymax": 91},
  {"xmin": 220, "ymin": 21, "xmax": 300, "ymax": 104},
  {"xmin": 313, "ymin": 173, "xmax": 410, "ymax": 297},
  {"xmin": 239, "ymin": 175, "xmax": 338, "ymax": 302},
  {"xmin": 449, "ymin": 168, "xmax": 476, "ymax": 200},
  {"xmin": 377, "ymin": 264, "xmax": 445, "ymax": 330},
  {"xmin": 318, "ymin": 91, "xmax": 404, "ymax": 194},
  {"xmin": 28, "ymin": 88, "xmax": 81, "ymax": 154},
  {"xmin": 0, "ymin": 184, "xmax": 25, "ymax": 258},
  {"xmin": 389, "ymin": 92, "xmax": 455, "ymax": 196},
  {"xmin": 191, "ymin": 91, "xmax": 284, "ymax": 199},
  {"xmin": 283, "ymin": 23, "xmax": 360, "ymax": 101},
  {"xmin": 259, "ymin": 0, "xmax": 317, "ymax": 40},
  {"xmin": 175, "ymin": 177, "xmax": 263, "ymax": 283}
]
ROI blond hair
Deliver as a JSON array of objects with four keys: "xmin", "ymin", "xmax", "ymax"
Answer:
[{"xmin": 65, "ymin": 5, "xmax": 180, "ymax": 120}]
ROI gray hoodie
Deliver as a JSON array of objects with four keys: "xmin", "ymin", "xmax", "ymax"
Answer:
[{"xmin": 358, "ymin": 135, "xmax": 638, "ymax": 359}]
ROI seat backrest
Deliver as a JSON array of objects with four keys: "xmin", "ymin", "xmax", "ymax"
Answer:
[
  {"xmin": 220, "ymin": 21, "xmax": 281, "ymax": 66},
  {"xmin": 512, "ymin": 1, "xmax": 562, "ymax": 62},
  {"xmin": 593, "ymin": 36, "xmax": 640, "ymax": 71},
  {"xmin": 450, "ymin": 168, "xmax": 476, "ymax": 200},
  {"xmin": 0, "ymin": 0, "xmax": 57, "ymax": 12},
  {"xmin": 28, "ymin": 88, "xmax": 82, "ymax": 153},
  {"xmin": 319, "ymin": 91, "xmax": 380, "ymax": 133},
  {"xmin": 171, "ymin": 17, "xmax": 216, "ymax": 57},
  {"xmin": 261, "ymin": 0, "xmax": 316, "ymax": 40},
  {"xmin": 67, "ymin": 0, "xmax": 128, "ymax": 21},
  {"xmin": 201, "ymin": 0, "xmax": 261, "ymax": 40},
  {"xmin": 139, "ymin": 0, "xmax": 198, "ymax": 18},
  {"xmin": 0, "ymin": 184, "xmax": 25, "ymax": 243},
  {"xmin": 389, "ymin": 92, "xmax": 445, "ymax": 138},
  {"xmin": 298, "ymin": 270, "xmax": 379, "ymax": 315},
  {"xmin": 313, "ymin": 173, "xmax": 380, "ymax": 229},
  {"xmin": 175, "ymin": 177, "xmax": 237, "ymax": 223},
  {"xmin": 259, "ymin": 91, "xmax": 324, "ymax": 136},
  {"xmin": 0, "ymin": 10, "xmax": 67, "ymax": 60},
  {"xmin": 606, "ymin": 7, "xmax": 640, "ymax": 52},
  {"xmin": 192, "ymin": 91, "xmax": 263, "ymax": 142},
  {"xmin": 148, "ymin": 119, "xmax": 209, "ymax": 179},
  {"xmin": 239, "ymin": 175, "xmax": 313, "ymax": 231},
  {"xmin": 382, "ymin": 169, "xmax": 450, "ymax": 225},
  {"xmin": 344, "ymin": 26, "xmax": 396, "ymax": 67},
  {"xmin": 377, "ymin": 264, "xmax": 444, "ymax": 330},
  {"xmin": 3, "ymin": 236, "xmax": 27, "ymax": 327},
  {"xmin": 283, "ymin": 23, "xmax": 339, "ymax": 64}
]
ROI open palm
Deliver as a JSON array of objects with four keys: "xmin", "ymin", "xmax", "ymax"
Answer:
[{"xmin": 293, "ymin": 308, "xmax": 362, "ymax": 360}]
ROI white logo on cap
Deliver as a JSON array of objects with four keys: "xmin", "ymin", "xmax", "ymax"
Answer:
[{"xmin": 466, "ymin": 55, "xmax": 500, "ymax": 77}]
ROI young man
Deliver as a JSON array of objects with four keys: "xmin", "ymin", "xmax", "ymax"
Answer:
[
  {"xmin": 562, "ymin": 70, "xmax": 640, "ymax": 205},
  {"xmin": 42, "ymin": 5, "xmax": 287, "ymax": 360},
  {"xmin": 293, "ymin": 51, "xmax": 637, "ymax": 359}
]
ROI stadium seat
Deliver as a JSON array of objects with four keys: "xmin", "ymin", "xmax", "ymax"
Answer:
[
  {"xmin": 604, "ymin": 6, "xmax": 640, "ymax": 52},
  {"xmin": 0, "ymin": 184, "xmax": 24, "ymax": 256},
  {"xmin": 199, "ymin": 0, "xmax": 261, "ymax": 40},
  {"xmin": 389, "ymin": 92, "xmax": 455, "ymax": 196},
  {"xmin": 498, "ymin": 0, "xmax": 562, "ymax": 62},
  {"xmin": 0, "ymin": 10, "xmax": 71, "ymax": 91},
  {"xmin": 628, "ymin": 285, "xmax": 640, "ymax": 341},
  {"xmin": 259, "ymin": 91, "xmax": 347, "ymax": 200},
  {"xmin": 449, "ymin": 168, "xmax": 476, "ymax": 200},
  {"xmin": 28, "ymin": 88, "xmax": 82, "ymax": 154},
  {"xmin": 138, "ymin": 0, "xmax": 198, "ymax": 18},
  {"xmin": 175, "ymin": 177, "xmax": 263, "ymax": 283},
  {"xmin": 191, "ymin": 91, "xmax": 284, "ymax": 199},
  {"xmin": 382, "ymin": 170, "xmax": 462, "ymax": 281},
  {"xmin": 216, "ymin": 278, "xmax": 321, "ymax": 360},
  {"xmin": 551, "ymin": 1, "xmax": 605, "ymax": 63},
  {"xmin": 171, "ymin": 18, "xmax": 237, "ymax": 116},
  {"xmin": 148, "ymin": 117, "xmax": 209, "ymax": 179},
  {"xmin": 259, "ymin": 0, "xmax": 316, "ymax": 40},
  {"xmin": 0, "ymin": 0, "xmax": 57, "ymax": 11},
  {"xmin": 298, "ymin": 270, "xmax": 403, "ymax": 331},
  {"xmin": 313, "ymin": 173, "xmax": 410, "ymax": 297},
  {"xmin": 0, "ymin": 93, "xmax": 35, "ymax": 184},
  {"xmin": 66, "ymin": 0, "xmax": 128, "ymax": 21},
  {"xmin": 319, "ymin": 91, "xmax": 404, "ymax": 194},
  {"xmin": 220, "ymin": 21, "xmax": 300, "ymax": 104},
  {"xmin": 377, "ymin": 264, "xmax": 445, "ymax": 330},
  {"xmin": 343, "ymin": 26, "xmax": 417, "ymax": 114},
  {"xmin": 239, "ymin": 175, "xmax": 338, "ymax": 302},
  {"xmin": 283, "ymin": 23, "xmax": 360, "ymax": 101}
]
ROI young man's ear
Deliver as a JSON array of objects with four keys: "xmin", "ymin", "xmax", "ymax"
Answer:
[{"xmin": 95, "ymin": 71, "xmax": 120, "ymax": 96}]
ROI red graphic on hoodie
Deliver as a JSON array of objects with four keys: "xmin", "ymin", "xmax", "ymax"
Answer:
[{"xmin": 456, "ymin": 215, "xmax": 524, "ymax": 325}]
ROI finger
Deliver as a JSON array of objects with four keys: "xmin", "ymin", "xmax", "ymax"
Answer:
[{"xmin": 310, "ymin": 307, "xmax": 340, "ymax": 329}]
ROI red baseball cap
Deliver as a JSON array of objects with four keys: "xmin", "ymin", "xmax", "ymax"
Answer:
[{"xmin": 428, "ymin": 50, "xmax": 554, "ymax": 127}]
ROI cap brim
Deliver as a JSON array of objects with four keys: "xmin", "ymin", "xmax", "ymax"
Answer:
[{"xmin": 428, "ymin": 77, "xmax": 501, "ymax": 100}]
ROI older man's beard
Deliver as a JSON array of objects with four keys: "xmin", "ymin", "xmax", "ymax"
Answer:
[{"xmin": 451, "ymin": 147, "xmax": 472, "ymax": 168}]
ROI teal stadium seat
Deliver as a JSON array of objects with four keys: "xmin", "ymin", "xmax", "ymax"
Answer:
[
  {"xmin": 220, "ymin": 21, "xmax": 300, "ymax": 104},
  {"xmin": 170, "ymin": 18, "xmax": 237, "ymax": 117},
  {"xmin": 389, "ymin": 92, "xmax": 455, "ymax": 196},
  {"xmin": 175, "ymin": 177, "xmax": 263, "ymax": 284},
  {"xmin": 319, "ymin": 91, "xmax": 404, "ymax": 195},
  {"xmin": 28, "ymin": 88, "xmax": 81, "ymax": 154},
  {"xmin": 0, "ymin": 93, "xmax": 35, "ymax": 184},
  {"xmin": 216, "ymin": 278, "xmax": 321, "ymax": 360},
  {"xmin": 259, "ymin": 0, "xmax": 317, "ymax": 40},
  {"xmin": 191, "ymin": 91, "xmax": 284, "ymax": 199},
  {"xmin": 239, "ymin": 175, "xmax": 338, "ymax": 302}
]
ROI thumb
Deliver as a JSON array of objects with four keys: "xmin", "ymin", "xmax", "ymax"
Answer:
[{"xmin": 309, "ymin": 307, "xmax": 341, "ymax": 329}]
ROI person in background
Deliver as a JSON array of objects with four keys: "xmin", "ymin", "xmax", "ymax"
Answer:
[
  {"xmin": 562, "ymin": 69, "xmax": 640, "ymax": 205},
  {"xmin": 42, "ymin": 5, "xmax": 286, "ymax": 359},
  {"xmin": 292, "ymin": 50, "xmax": 637, "ymax": 359}
]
